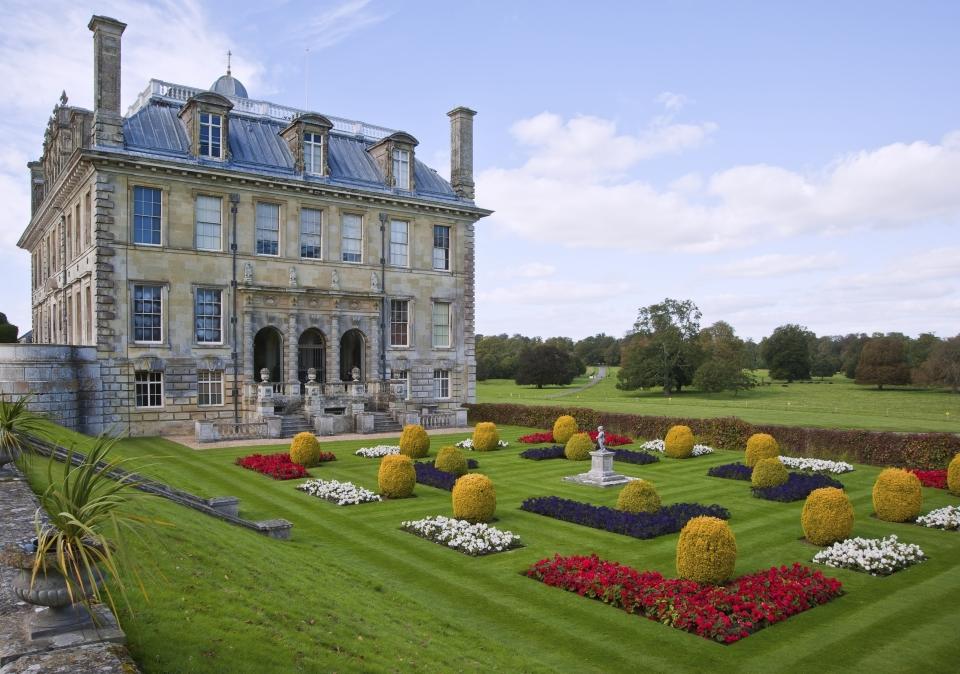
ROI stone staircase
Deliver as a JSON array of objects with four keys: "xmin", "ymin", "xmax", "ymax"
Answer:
[
  {"xmin": 280, "ymin": 411, "xmax": 313, "ymax": 437},
  {"xmin": 372, "ymin": 412, "xmax": 402, "ymax": 434}
]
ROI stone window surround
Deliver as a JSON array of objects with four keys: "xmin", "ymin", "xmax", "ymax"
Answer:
[
  {"xmin": 134, "ymin": 370, "xmax": 164, "ymax": 409},
  {"xmin": 128, "ymin": 279, "xmax": 170, "ymax": 347},
  {"xmin": 192, "ymin": 283, "xmax": 227, "ymax": 347},
  {"xmin": 279, "ymin": 113, "xmax": 333, "ymax": 177},
  {"xmin": 178, "ymin": 91, "xmax": 233, "ymax": 162},
  {"xmin": 367, "ymin": 131, "xmax": 418, "ymax": 192},
  {"xmin": 129, "ymin": 181, "xmax": 168, "ymax": 247},
  {"xmin": 199, "ymin": 111, "xmax": 224, "ymax": 159},
  {"xmin": 192, "ymin": 189, "xmax": 227, "ymax": 252},
  {"xmin": 254, "ymin": 199, "xmax": 284, "ymax": 257},
  {"xmin": 298, "ymin": 205, "xmax": 324, "ymax": 261}
]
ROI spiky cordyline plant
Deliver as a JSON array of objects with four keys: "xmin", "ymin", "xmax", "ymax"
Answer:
[
  {"xmin": 0, "ymin": 395, "xmax": 47, "ymax": 460},
  {"xmin": 31, "ymin": 434, "xmax": 151, "ymax": 615}
]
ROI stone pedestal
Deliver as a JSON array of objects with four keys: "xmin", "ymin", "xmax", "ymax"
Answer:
[{"xmin": 563, "ymin": 448, "xmax": 634, "ymax": 488}]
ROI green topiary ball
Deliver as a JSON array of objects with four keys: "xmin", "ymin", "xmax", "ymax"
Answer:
[
  {"xmin": 435, "ymin": 446, "xmax": 468, "ymax": 476},
  {"xmin": 802, "ymin": 487, "xmax": 854, "ymax": 546},
  {"xmin": 744, "ymin": 433, "xmax": 779, "ymax": 467},
  {"xmin": 378, "ymin": 454, "xmax": 415, "ymax": 498},
  {"xmin": 751, "ymin": 457, "xmax": 789, "ymax": 488},
  {"xmin": 289, "ymin": 432, "xmax": 322, "ymax": 467},
  {"xmin": 399, "ymin": 424, "xmax": 430, "ymax": 459},
  {"xmin": 616, "ymin": 479, "xmax": 661, "ymax": 513},
  {"xmin": 564, "ymin": 432, "xmax": 594, "ymax": 461},
  {"xmin": 948, "ymin": 454, "xmax": 960, "ymax": 497},
  {"xmin": 471, "ymin": 422, "xmax": 500, "ymax": 452},
  {"xmin": 872, "ymin": 468, "xmax": 922, "ymax": 522},
  {"xmin": 676, "ymin": 516, "xmax": 737, "ymax": 585},
  {"xmin": 664, "ymin": 425, "xmax": 694, "ymax": 458},
  {"xmin": 553, "ymin": 415, "xmax": 578, "ymax": 444},
  {"xmin": 452, "ymin": 473, "xmax": 496, "ymax": 522}
]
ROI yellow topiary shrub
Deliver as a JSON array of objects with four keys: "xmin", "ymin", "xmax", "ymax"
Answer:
[
  {"xmin": 664, "ymin": 425, "xmax": 694, "ymax": 459},
  {"xmin": 289, "ymin": 432, "xmax": 322, "ymax": 467},
  {"xmin": 452, "ymin": 473, "xmax": 496, "ymax": 522},
  {"xmin": 676, "ymin": 516, "xmax": 737, "ymax": 585},
  {"xmin": 616, "ymin": 479, "xmax": 661, "ymax": 513},
  {"xmin": 872, "ymin": 468, "xmax": 922, "ymax": 522},
  {"xmin": 435, "ymin": 446, "xmax": 468, "ymax": 476},
  {"xmin": 744, "ymin": 433, "xmax": 779, "ymax": 467},
  {"xmin": 399, "ymin": 424, "xmax": 430, "ymax": 459},
  {"xmin": 948, "ymin": 454, "xmax": 960, "ymax": 497},
  {"xmin": 378, "ymin": 454, "xmax": 415, "ymax": 498},
  {"xmin": 751, "ymin": 457, "xmax": 789, "ymax": 488},
  {"xmin": 564, "ymin": 432, "xmax": 594, "ymax": 461},
  {"xmin": 471, "ymin": 422, "xmax": 500, "ymax": 452},
  {"xmin": 553, "ymin": 415, "xmax": 578, "ymax": 445},
  {"xmin": 801, "ymin": 487, "xmax": 855, "ymax": 546}
]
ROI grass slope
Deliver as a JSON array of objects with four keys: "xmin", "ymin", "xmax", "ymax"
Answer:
[
  {"xmin": 478, "ymin": 369, "xmax": 960, "ymax": 433},
  {"xmin": 25, "ymin": 424, "xmax": 960, "ymax": 673}
]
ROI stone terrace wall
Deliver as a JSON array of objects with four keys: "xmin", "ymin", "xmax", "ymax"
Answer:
[{"xmin": 0, "ymin": 345, "xmax": 102, "ymax": 434}]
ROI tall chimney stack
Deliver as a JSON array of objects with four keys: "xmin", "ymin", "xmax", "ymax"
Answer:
[
  {"xmin": 447, "ymin": 106, "xmax": 476, "ymax": 200},
  {"xmin": 88, "ymin": 15, "xmax": 127, "ymax": 147}
]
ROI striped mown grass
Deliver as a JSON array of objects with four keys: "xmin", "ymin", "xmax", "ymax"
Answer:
[{"xmin": 24, "ymin": 423, "xmax": 960, "ymax": 673}]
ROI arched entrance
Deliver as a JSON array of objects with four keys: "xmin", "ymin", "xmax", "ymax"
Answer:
[
  {"xmin": 340, "ymin": 329, "xmax": 365, "ymax": 381},
  {"xmin": 298, "ymin": 328, "xmax": 326, "ymax": 384},
  {"xmin": 253, "ymin": 326, "xmax": 283, "ymax": 383}
]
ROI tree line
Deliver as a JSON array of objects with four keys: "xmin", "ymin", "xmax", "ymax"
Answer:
[{"xmin": 476, "ymin": 298, "xmax": 960, "ymax": 394}]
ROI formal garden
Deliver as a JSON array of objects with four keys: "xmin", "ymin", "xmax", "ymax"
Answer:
[{"xmin": 4, "ymin": 406, "xmax": 960, "ymax": 673}]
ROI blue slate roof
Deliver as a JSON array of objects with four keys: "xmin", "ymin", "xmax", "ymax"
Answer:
[{"xmin": 121, "ymin": 100, "xmax": 461, "ymax": 203}]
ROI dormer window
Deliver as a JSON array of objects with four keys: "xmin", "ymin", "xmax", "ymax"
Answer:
[
  {"xmin": 304, "ymin": 132, "xmax": 323, "ymax": 174},
  {"xmin": 392, "ymin": 148, "xmax": 410, "ymax": 189},
  {"xmin": 199, "ymin": 112, "xmax": 223, "ymax": 158}
]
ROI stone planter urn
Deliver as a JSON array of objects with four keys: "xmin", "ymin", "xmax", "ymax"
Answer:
[{"xmin": 3, "ymin": 543, "xmax": 102, "ymax": 638}]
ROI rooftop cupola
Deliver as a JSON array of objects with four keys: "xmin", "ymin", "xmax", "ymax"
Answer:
[{"xmin": 210, "ymin": 51, "xmax": 248, "ymax": 98}]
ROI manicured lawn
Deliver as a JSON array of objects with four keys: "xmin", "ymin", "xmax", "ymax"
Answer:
[
  {"xmin": 478, "ymin": 369, "xmax": 960, "ymax": 433},
  {"xmin": 26, "ymin": 423, "xmax": 960, "ymax": 673}
]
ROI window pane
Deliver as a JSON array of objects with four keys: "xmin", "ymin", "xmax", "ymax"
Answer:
[
  {"xmin": 392, "ymin": 149, "xmax": 410, "ymax": 189},
  {"xmin": 195, "ymin": 195, "xmax": 222, "ymax": 250},
  {"xmin": 390, "ymin": 299, "xmax": 408, "ymax": 346},
  {"xmin": 341, "ymin": 213, "xmax": 362, "ymax": 262},
  {"xmin": 135, "ymin": 371, "xmax": 163, "ymax": 408},
  {"xmin": 133, "ymin": 284, "xmax": 162, "ymax": 342},
  {"xmin": 304, "ymin": 132, "xmax": 322, "ymax": 174},
  {"xmin": 300, "ymin": 208, "xmax": 322, "ymax": 258},
  {"xmin": 133, "ymin": 187, "xmax": 162, "ymax": 245},
  {"xmin": 199, "ymin": 113, "xmax": 223, "ymax": 158},
  {"xmin": 256, "ymin": 202, "xmax": 280, "ymax": 255},
  {"xmin": 432, "ymin": 225, "xmax": 450, "ymax": 270},
  {"xmin": 433, "ymin": 368, "xmax": 449, "ymax": 398},
  {"xmin": 432, "ymin": 302, "xmax": 450, "ymax": 347},
  {"xmin": 198, "ymin": 370, "xmax": 223, "ymax": 406},
  {"xmin": 195, "ymin": 288, "xmax": 222, "ymax": 343},
  {"xmin": 390, "ymin": 220, "xmax": 408, "ymax": 266}
]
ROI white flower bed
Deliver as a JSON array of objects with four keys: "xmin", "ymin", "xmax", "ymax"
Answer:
[
  {"xmin": 455, "ymin": 438, "xmax": 509, "ymax": 450},
  {"xmin": 916, "ymin": 505, "xmax": 960, "ymax": 531},
  {"xmin": 779, "ymin": 456, "xmax": 854, "ymax": 474},
  {"xmin": 640, "ymin": 439, "xmax": 714, "ymax": 456},
  {"xmin": 355, "ymin": 445, "xmax": 400, "ymax": 458},
  {"xmin": 812, "ymin": 535, "xmax": 926, "ymax": 576},
  {"xmin": 400, "ymin": 515, "xmax": 521, "ymax": 556},
  {"xmin": 298, "ymin": 479, "xmax": 382, "ymax": 505}
]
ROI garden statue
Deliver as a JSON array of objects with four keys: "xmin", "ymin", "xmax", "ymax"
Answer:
[
  {"xmin": 289, "ymin": 266, "xmax": 298, "ymax": 287},
  {"xmin": 371, "ymin": 271, "xmax": 380, "ymax": 292},
  {"xmin": 596, "ymin": 426, "xmax": 607, "ymax": 452},
  {"xmin": 331, "ymin": 269, "xmax": 340, "ymax": 290},
  {"xmin": 243, "ymin": 261, "xmax": 254, "ymax": 285}
]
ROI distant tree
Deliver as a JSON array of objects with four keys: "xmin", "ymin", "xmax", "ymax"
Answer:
[
  {"xmin": 742, "ymin": 339, "xmax": 761, "ymax": 370},
  {"xmin": 855, "ymin": 337, "xmax": 911, "ymax": 389},
  {"xmin": 692, "ymin": 321, "xmax": 754, "ymax": 394},
  {"xmin": 908, "ymin": 333, "xmax": 941, "ymax": 369},
  {"xmin": 476, "ymin": 333, "xmax": 536, "ymax": 380},
  {"xmin": 618, "ymin": 299, "xmax": 702, "ymax": 395},
  {"xmin": 762, "ymin": 324, "xmax": 813, "ymax": 382},
  {"xmin": 515, "ymin": 344, "xmax": 576, "ymax": 389},
  {"xmin": 810, "ymin": 336, "xmax": 842, "ymax": 379},
  {"xmin": 914, "ymin": 335, "xmax": 960, "ymax": 393},
  {"xmin": 574, "ymin": 333, "xmax": 619, "ymax": 365},
  {"xmin": 604, "ymin": 340, "xmax": 622, "ymax": 366},
  {"xmin": 0, "ymin": 313, "xmax": 18, "ymax": 343},
  {"xmin": 839, "ymin": 333, "xmax": 869, "ymax": 379}
]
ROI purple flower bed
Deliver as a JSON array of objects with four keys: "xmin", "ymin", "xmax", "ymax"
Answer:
[
  {"xmin": 520, "ymin": 445, "xmax": 566, "ymax": 461},
  {"xmin": 520, "ymin": 496, "xmax": 730, "ymax": 540},
  {"xmin": 752, "ymin": 473, "xmax": 843, "ymax": 502},
  {"xmin": 708, "ymin": 462, "xmax": 752, "ymax": 481},
  {"xmin": 612, "ymin": 449, "xmax": 660, "ymax": 465},
  {"xmin": 413, "ymin": 460, "xmax": 479, "ymax": 491}
]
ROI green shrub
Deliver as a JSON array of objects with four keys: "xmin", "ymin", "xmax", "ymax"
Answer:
[
  {"xmin": 615, "ymin": 480, "xmax": 660, "ymax": 513},
  {"xmin": 564, "ymin": 433, "xmax": 593, "ymax": 460},
  {"xmin": 664, "ymin": 425, "xmax": 694, "ymax": 458},
  {"xmin": 471, "ymin": 422, "xmax": 500, "ymax": 452},
  {"xmin": 399, "ymin": 424, "xmax": 430, "ymax": 459},
  {"xmin": 452, "ymin": 473, "xmax": 496, "ymax": 522},
  {"xmin": 435, "ymin": 446, "xmax": 468, "ymax": 476},
  {"xmin": 553, "ymin": 415, "xmax": 577, "ymax": 444},
  {"xmin": 675, "ymin": 516, "xmax": 737, "ymax": 584}
]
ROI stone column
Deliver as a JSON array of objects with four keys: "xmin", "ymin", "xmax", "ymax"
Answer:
[
  {"xmin": 243, "ymin": 309, "xmax": 254, "ymax": 382},
  {"xmin": 328, "ymin": 314, "xmax": 340, "ymax": 383},
  {"xmin": 286, "ymin": 311, "xmax": 299, "ymax": 394}
]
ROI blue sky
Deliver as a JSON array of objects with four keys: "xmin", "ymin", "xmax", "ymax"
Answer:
[{"xmin": 2, "ymin": 0, "xmax": 958, "ymax": 341}]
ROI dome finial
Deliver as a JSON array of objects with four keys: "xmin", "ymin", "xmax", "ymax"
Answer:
[{"xmin": 226, "ymin": 49, "xmax": 232, "ymax": 76}]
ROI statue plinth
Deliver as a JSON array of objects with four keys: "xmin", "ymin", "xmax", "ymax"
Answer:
[{"xmin": 563, "ymin": 426, "xmax": 634, "ymax": 488}]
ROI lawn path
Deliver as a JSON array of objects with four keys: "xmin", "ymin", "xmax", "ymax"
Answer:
[{"xmin": 545, "ymin": 365, "xmax": 607, "ymax": 399}]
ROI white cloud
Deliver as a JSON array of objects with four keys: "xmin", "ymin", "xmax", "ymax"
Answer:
[
  {"xmin": 479, "ymin": 279, "xmax": 630, "ymax": 306},
  {"xmin": 711, "ymin": 252, "xmax": 844, "ymax": 278},
  {"xmin": 504, "ymin": 262, "xmax": 556, "ymax": 279},
  {"xmin": 296, "ymin": 0, "xmax": 389, "ymax": 50},
  {"xmin": 656, "ymin": 91, "xmax": 689, "ymax": 112},
  {"xmin": 478, "ymin": 115, "xmax": 960, "ymax": 253}
]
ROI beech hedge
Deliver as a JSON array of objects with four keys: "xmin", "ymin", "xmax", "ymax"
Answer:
[{"xmin": 465, "ymin": 403, "xmax": 960, "ymax": 470}]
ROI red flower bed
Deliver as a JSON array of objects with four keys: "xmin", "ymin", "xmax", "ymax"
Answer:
[
  {"xmin": 910, "ymin": 469, "xmax": 947, "ymax": 489},
  {"xmin": 525, "ymin": 554, "xmax": 843, "ymax": 644},
  {"xmin": 518, "ymin": 430, "xmax": 633, "ymax": 446},
  {"xmin": 316, "ymin": 452, "xmax": 337, "ymax": 463},
  {"xmin": 236, "ymin": 452, "xmax": 308, "ymax": 480}
]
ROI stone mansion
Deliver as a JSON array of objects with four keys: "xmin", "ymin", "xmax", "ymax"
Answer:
[{"xmin": 11, "ymin": 15, "xmax": 490, "ymax": 438}]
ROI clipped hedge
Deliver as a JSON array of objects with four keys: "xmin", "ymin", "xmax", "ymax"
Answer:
[
  {"xmin": 452, "ymin": 473, "xmax": 496, "ymax": 522},
  {"xmin": 465, "ymin": 403, "xmax": 960, "ymax": 469}
]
